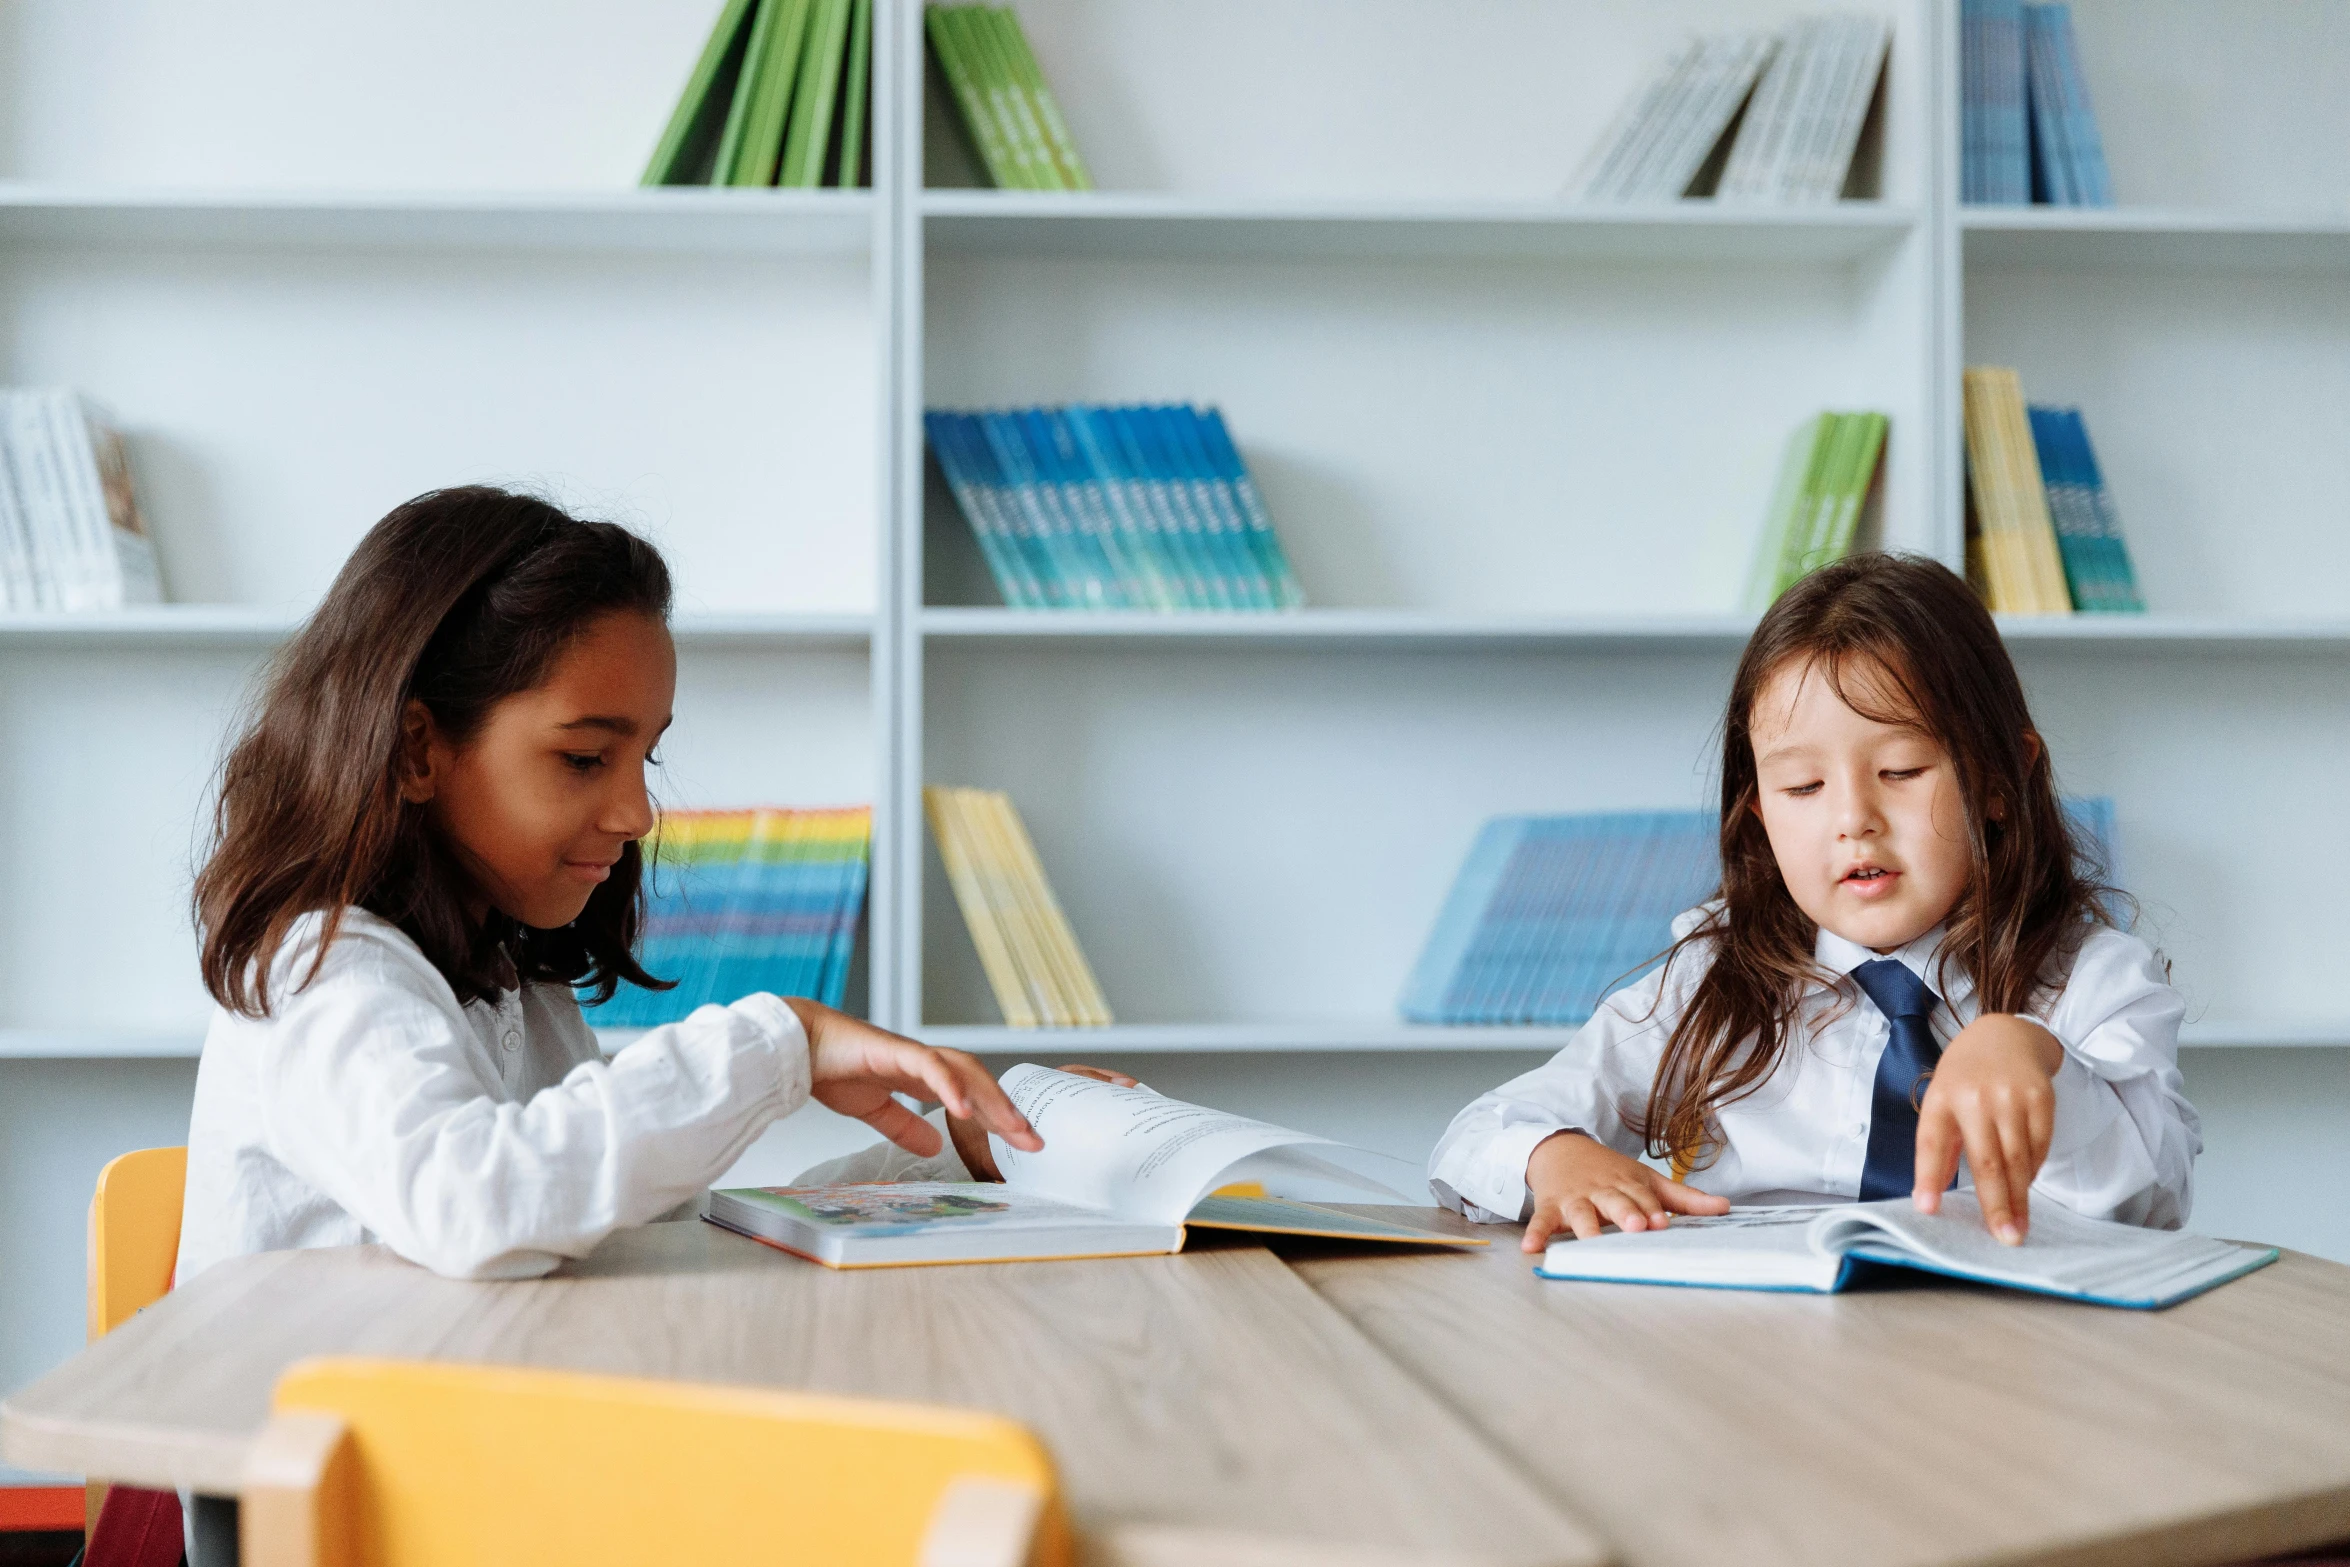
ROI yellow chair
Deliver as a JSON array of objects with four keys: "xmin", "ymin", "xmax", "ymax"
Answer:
[
  {"xmin": 88, "ymin": 1145, "xmax": 188, "ymax": 1339},
  {"xmin": 85, "ymin": 1145, "xmax": 189, "ymax": 1530},
  {"xmin": 239, "ymin": 1357, "xmax": 1070, "ymax": 1567}
]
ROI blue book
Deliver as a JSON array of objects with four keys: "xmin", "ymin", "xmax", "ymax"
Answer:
[
  {"xmin": 1400, "ymin": 812, "xmax": 1720, "ymax": 1026},
  {"xmin": 1037, "ymin": 407, "xmax": 1170, "ymax": 609},
  {"xmin": 1537, "ymin": 1194, "xmax": 2275, "ymax": 1309},
  {"xmin": 2066, "ymin": 409, "xmax": 2142, "ymax": 612},
  {"xmin": 1013, "ymin": 408, "xmax": 1136, "ymax": 609},
  {"xmin": 1963, "ymin": 0, "xmax": 2029, "ymax": 204},
  {"xmin": 1112, "ymin": 405, "xmax": 1229, "ymax": 609},
  {"xmin": 1193, "ymin": 407, "xmax": 1306, "ymax": 610},
  {"xmin": 980, "ymin": 409, "xmax": 1111, "ymax": 608},
  {"xmin": 2035, "ymin": 4, "xmax": 2112, "ymax": 204},
  {"xmin": 2028, "ymin": 404, "xmax": 2103, "ymax": 608},
  {"xmin": 1065, "ymin": 404, "xmax": 1193, "ymax": 609},
  {"xmin": 925, "ymin": 411, "xmax": 1038, "ymax": 608},
  {"xmin": 1154, "ymin": 404, "xmax": 1269, "ymax": 609},
  {"xmin": 937, "ymin": 413, "xmax": 1056, "ymax": 608},
  {"xmin": 2023, "ymin": 7, "xmax": 2073, "ymax": 204}
]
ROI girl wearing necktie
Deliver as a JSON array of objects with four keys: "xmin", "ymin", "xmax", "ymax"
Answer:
[{"xmin": 1428, "ymin": 553, "xmax": 2195, "ymax": 1252}]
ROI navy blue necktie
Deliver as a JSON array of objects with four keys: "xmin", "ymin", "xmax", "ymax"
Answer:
[{"xmin": 1850, "ymin": 959, "xmax": 1945, "ymax": 1202}]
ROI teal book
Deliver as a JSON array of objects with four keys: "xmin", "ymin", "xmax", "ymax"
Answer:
[{"xmin": 1538, "ymin": 1193, "xmax": 2275, "ymax": 1310}]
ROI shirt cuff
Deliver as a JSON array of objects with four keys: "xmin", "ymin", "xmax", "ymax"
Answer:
[
  {"xmin": 733, "ymin": 992, "xmax": 813, "ymax": 1117},
  {"xmin": 1460, "ymin": 1119, "xmax": 1575, "ymax": 1224}
]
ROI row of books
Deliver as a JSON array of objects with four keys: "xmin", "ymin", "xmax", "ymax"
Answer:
[
  {"xmin": 0, "ymin": 389, "xmax": 162, "ymax": 612},
  {"xmin": 1401, "ymin": 801, "xmax": 2119, "ymax": 1025},
  {"xmin": 1745, "ymin": 410, "xmax": 1890, "ymax": 611},
  {"xmin": 926, "ymin": 786, "xmax": 1112, "ymax": 1028},
  {"xmin": 927, "ymin": 404, "xmax": 1306, "ymax": 612},
  {"xmin": 1578, "ymin": 15, "xmax": 1888, "ymax": 204},
  {"xmin": 1963, "ymin": 1, "xmax": 2111, "ymax": 206},
  {"xmin": 1963, "ymin": 368, "xmax": 2144, "ymax": 616},
  {"xmin": 642, "ymin": 0, "xmax": 872, "ymax": 188},
  {"xmin": 584, "ymin": 806, "xmax": 871, "ymax": 1026},
  {"xmin": 927, "ymin": 4, "xmax": 1091, "ymax": 191}
]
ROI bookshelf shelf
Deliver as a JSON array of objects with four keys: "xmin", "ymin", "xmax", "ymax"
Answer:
[
  {"xmin": 0, "ymin": 608, "xmax": 876, "ymax": 650},
  {"xmin": 920, "ymin": 192, "xmax": 1920, "ymax": 264},
  {"xmin": 0, "ymin": 185, "xmax": 877, "ymax": 255},
  {"xmin": 0, "ymin": 1030, "xmax": 203, "ymax": 1061},
  {"xmin": 919, "ymin": 610, "xmax": 2350, "ymax": 655},
  {"xmin": 1961, "ymin": 207, "xmax": 2350, "ymax": 272}
]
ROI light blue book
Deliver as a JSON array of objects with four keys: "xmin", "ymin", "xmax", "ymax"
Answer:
[
  {"xmin": 2066, "ymin": 411, "xmax": 2142, "ymax": 611},
  {"xmin": 1130, "ymin": 405, "xmax": 1242, "ymax": 609},
  {"xmin": 935, "ymin": 413, "xmax": 1053, "ymax": 608},
  {"xmin": 926, "ymin": 411, "xmax": 1038, "ymax": 608},
  {"xmin": 2028, "ymin": 405, "xmax": 2103, "ymax": 608},
  {"xmin": 1194, "ymin": 407, "xmax": 1305, "ymax": 609},
  {"xmin": 2034, "ymin": 4, "xmax": 2111, "ymax": 205},
  {"xmin": 1036, "ymin": 407, "xmax": 1169, "ymax": 609},
  {"xmin": 1962, "ymin": 0, "xmax": 2029, "ymax": 204},
  {"xmin": 2023, "ymin": 7, "xmax": 2075, "ymax": 204},
  {"xmin": 1155, "ymin": 405, "xmax": 1269, "ymax": 609},
  {"xmin": 1111, "ymin": 406, "xmax": 1227, "ymax": 609},
  {"xmin": 1537, "ymin": 1193, "xmax": 2275, "ymax": 1309},
  {"xmin": 1012, "ymin": 408, "xmax": 1132, "ymax": 609},
  {"xmin": 1065, "ymin": 405, "xmax": 1191, "ymax": 608},
  {"xmin": 1400, "ymin": 812, "xmax": 1720, "ymax": 1026},
  {"xmin": 980, "ymin": 409, "xmax": 1113, "ymax": 608}
]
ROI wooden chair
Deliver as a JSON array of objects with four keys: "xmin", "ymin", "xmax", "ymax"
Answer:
[
  {"xmin": 240, "ymin": 1356, "xmax": 1070, "ymax": 1567},
  {"xmin": 84, "ymin": 1146, "xmax": 189, "ymax": 1535}
]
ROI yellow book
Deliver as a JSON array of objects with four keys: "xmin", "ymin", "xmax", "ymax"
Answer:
[
  {"xmin": 954, "ymin": 788, "xmax": 1070, "ymax": 1025},
  {"xmin": 923, "ymin": 786, "xmax": 1038, "ymax": 1027},
  {"xmin": 979, "ymin": 791, "xmax": 1111, "ymax": 1026},
  {"xmin": 1963, "ymin": 368, "xmax": 2072, "ymax": 615}
]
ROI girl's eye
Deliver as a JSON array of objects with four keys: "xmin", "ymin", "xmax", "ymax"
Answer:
[
  {"xmin": 562, "ymin": 752, "xmax": 604, "ymax": 773},
  {"xmin": 1882, "ymin": 766, "xmax": 1928, "ymax": 781},
  {"xmin": 1784, "ymin": 781, "xmax": 1823, "ymax": 797}
]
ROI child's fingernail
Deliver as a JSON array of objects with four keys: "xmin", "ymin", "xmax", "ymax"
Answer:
[{"xmin": 1998, "ymin": 1224, "xmax": 2020, "ymax": 1244}]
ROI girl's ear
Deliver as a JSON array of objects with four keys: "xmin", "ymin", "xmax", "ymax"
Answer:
[{"xmin": 397, "ymin": 699, "xmax": 440, "ymax": 804}]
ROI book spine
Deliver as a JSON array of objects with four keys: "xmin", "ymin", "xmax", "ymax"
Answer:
[
  {"xmin": 735, "ymin": 0, "xmax": 813, "ymax": 186},
  {"xmin": 2023, "ymin": 7, "xmax": 2068, "ymax": 204},
  {"xmin": 779, "ymin": 0, "xmax": 852, "ymax": 189},
  {"xmin": 713, "ymin": 0, "xmax": 783, "ymax": 185},
  {"xmin": 1971, "ymin": 0, "xmax": 2028, "ymax": 203},
  {"xmin": 925, "ymin": 787, "xmax": 1042, "ymax": 1027},
  {"xmin": 995, "ymin": 5, "xmax": 1092, "ymax": 190},
  {"xmin": 1015, "ymin": 407, "xmax": 1129, "ymax": 607},
  {"xmin": 1063, "ymin": 405, "xmax": 1172, "ymax": 610},
  {"xmin": 960, "ymin": 7, "xmax": 1054, "ymax": 189},
  {"xmin": 973, "ymin": 411, "xmax": 1077, "ymax": 607},
  {"xmin": 2047, "ymin": 4, "xmax": 2111, "ymax": 205},
  {"xmin": 925, "ymin": 6, "xmax": 1018, "ymax": 187},
  {"xmin": 642, "ymin": 0, "xmax": 761, "ymax": 185},
  {"xmin": 1041, "ymin": 408, "xmax": 1159, "ymax": 609},
  {"xmin": 1823, "ymin": 412, "xmax": 1888, "ymax": 562},
  {"xmin": 1147, "ymin": 406, "xmax": 1250, "ymax": 609},
  {"xmin": 1813, "ymin": 18, "xmax": 1888, "ymax": 201},
  {"xmin": 1576, "ymin": 40, "xmax": 1700, "ymax": 201},
  {"xmin": 2070, "ymin": 409, "xmax": 2144, "ymax": 611},
  {"xmin": 928, "ymin": 412, "xmax": 1027, "ymax": 607},
  {"xmin": 1196, "ymin": 407, "xmax": 1304, "ymax": 610},
  {"xmin": 1159, "ymin": 407, "xmax": 1267, "ymax": 609},
  {"xmin": 2029, "ymin": 405, "xmax": 2096, "ymax": 609},
  {"xmin": 832, "ymin": 0, "xmax": 872, "ymax": 186},
  {"xmin": 1111, "ymin": 406, "xmax": 1221, "ymax": 609}
]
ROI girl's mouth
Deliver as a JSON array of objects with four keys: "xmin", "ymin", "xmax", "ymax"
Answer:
[{"xmin": 1841, "ymin": 865, "xmax": 1900, "ymax": 897}]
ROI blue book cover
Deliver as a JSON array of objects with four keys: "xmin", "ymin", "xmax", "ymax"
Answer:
[
  {"xmin": 2067, "ymin": 410, "xmax": 2143, "ymax": 611},
  {"xmin": 2040, "ymin": 4, "xmax": 2112, "ymax": 204},
  {"xmin": 1013, "ymin": 408, "xmax": 1134, "ymax": 609},
  {"xmin": 2023, "ymin": 7, "xmax": 2074, "ymax": 204},
  {"xmin": 1400, "ymin": 818, "xmax": 1526, "ymax": 1023},
  {"xmin": 1065, "ymin": 404, "xmax": 1193, "ymax": 609},
  {"xmin": 1135, "ymin": 404, "xmax": 1248, "ymax": 609},
  {"xmin": 926, "ymin": 411, "xmax": 1038, "ymax": 608},
  {"xmin": 1039, "ymin": 406, "xmax": 1169, "ymax": 609},
  {"xmin": 1111, "ymin": 405, "xmax": 1228, "ymax": 609},
  {"xmin": 1155, "ymin": 404, "xmax": 1270, "ymax": 609},
  {"xmin": 2028, "ymin": 404, "xmax": 2104, "ymax": 608},
  {"xmin": 945, "ymin": 412, "xmax": 1056, "ymax": 608},
  {"xmin": 979, "ymin": 409, "xmax": 1105, "ymax": 608}
]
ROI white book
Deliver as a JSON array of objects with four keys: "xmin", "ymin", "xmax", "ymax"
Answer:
[
  {"xmin": 1715, "ymin": 21, "xmax": 1811, "ymax": 200},
  {"xmin": 704, "ymin": 1064, "xmax": 1473, "ymax": 1269},
  {"xmin": 1574, "ymin": 39, "xmax": 1703, "ymax": 200},
  {"xmin": 1621, "ymin": 33, "xmax": 1775, "ymax": 202},
  {"xmin": 45, "ymin": 392, "xmax": 161, "ymax": 608},
  {"xmin": 1538, "ymin": 1193, "xmax": 2276, "ymax": 1309},
  {"xmin": 6, "ymin": 392, "xmax": 80, "ymax": 609},
  {"xmin": 0, "ymin": 417, "xmax": 35, "ymax": 612},
  {"xmin": 1800, "ymin": 16, "xmax": 1889, "ymax": 201}
]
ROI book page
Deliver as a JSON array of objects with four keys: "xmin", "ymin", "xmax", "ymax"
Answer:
[
  {"xmin": 1810, "ymin": 1193, "xmax": 2266, "ymax": 1299},
  {"xmin": 990, "ymin": 1063, "xmax": 1370, "ymax": 1225}
]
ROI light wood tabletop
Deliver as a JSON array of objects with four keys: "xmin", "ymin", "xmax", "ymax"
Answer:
[
  {"xmin": 1, "ymin": 1218, "xmax": 1601, "ymax": 1567},
  {"xmin": 1289, "ymin": 1207, "xmax": 2350, "ymax": 1567}
]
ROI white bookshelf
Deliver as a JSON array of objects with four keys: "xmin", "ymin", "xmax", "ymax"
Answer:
[{"xmin": 5, "ymin": 0, "xmax": 2350, "ymax": 1458}]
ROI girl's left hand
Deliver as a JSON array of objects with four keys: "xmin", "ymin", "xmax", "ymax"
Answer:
[
  {"xmin": 1913, "ymin": 1014, "xmax": 2064, "ymax": 1245},
  {"xmin": 950, "ymin": 1064, "xmax": 1137, "ymax": 1180},
  {"xmin": 784, "ymin": 999, "xmax": 1045, "ymax": 1161}
]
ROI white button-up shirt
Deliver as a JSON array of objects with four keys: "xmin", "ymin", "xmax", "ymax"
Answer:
[
  {"xmin": 1426, "ymin": 914, "xmax": 2199, "ymax": 1230},
  {"xmin": 178, "ymin": 907, "xmax": 812, "ymax": 1283}
]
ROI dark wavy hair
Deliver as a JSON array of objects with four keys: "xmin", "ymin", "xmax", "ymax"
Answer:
[
  {"xmin": 1641, "ymin": 552, "xmax": 2114, "ymax": 1171},
  {"xmin": 196, "ymin": 486, "xmax": 673, "ymax": 1015}
]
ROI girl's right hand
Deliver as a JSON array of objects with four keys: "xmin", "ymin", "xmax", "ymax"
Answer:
[
  {"xmin": 1522, "ymin": 1129, "xmax": 1730, "ymax": 1253},
  {"xmin": 783, "ymin": 999, "xmax": 1044, "ymax": 1161}
]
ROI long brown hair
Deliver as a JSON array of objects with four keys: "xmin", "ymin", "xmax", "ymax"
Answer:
[
  {"xmin": 1641, "ymin": 552, "xmax": 2112, "ymax": 1170},
  {"xmin": 196, "ymin": 486, "xmax": 673, "ymax": 1016}
]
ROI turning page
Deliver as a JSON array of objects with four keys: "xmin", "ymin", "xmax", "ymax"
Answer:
[{"xmin": 988, "ymin": 1063, "xmax": 1418, "ymax": 1226}]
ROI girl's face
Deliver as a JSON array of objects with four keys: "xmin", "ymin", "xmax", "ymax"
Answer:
[
  {"xmin": 400, "ymin": 609, "xmax": 676, "ymax": 930},
  {"xmin": 1748, "ymin": 653, "xmax": 1974, "ymax": 954}
]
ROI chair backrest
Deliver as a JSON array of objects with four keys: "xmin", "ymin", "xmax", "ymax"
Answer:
[
  {"xmin": 240, "ymin": 1357, "xmax": 1069, "ymax": 1567},
  {"xmin": 87, "ymin": 1146, "xmax": 188, "ymax": 1340}
]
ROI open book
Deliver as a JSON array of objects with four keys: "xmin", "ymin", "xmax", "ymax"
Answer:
[
  {"xmin": 1536, "ymin": 1193, "xmax": 2276, "ymax": 1309},
  {"xmin": 705, "ymin": 1064, "xmax": 1480, "ymax": 1268}
]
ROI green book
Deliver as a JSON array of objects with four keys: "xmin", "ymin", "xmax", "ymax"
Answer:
[
  {"xmin": 728, "ymin": 0, "xmax": 814, "ymax": 186},
  {"xmin": 642, "ymin": 0, "xmax": 763, "ymax": 186},
  {"xmin": 1744, "ymin": 413, "xmax": 1834, "ymax": 611},
  {"xmin": 1817, "ymin": 413, "xmax": 1888, "ymax": 564},
  {"xmin": 780, "ymin": 0, "xmax": 853, "ymax": 188},
  {"xmin": 927, "ymin": 6, "xmax": 1019, "ymax": 187},
  {"xmin": 1792, "ymin": 413, "xmax": 1866, "ymax": 580},
  {"xmin": 832, "ymin": 0, "xmax": 873, "ymax": 187},
  {"xmin": 993, "ymin": 6, "xmax": 1091, "ymax": 190},
  {"xmin": 712, "ymin": 0, "xmax": 785, "ymax": 184},
  {"xmin": 967, "ymin": 8, "xmax": 1058, "ymax": 189}
]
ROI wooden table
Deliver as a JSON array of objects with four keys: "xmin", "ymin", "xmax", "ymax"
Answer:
[
  {"xmin": 9, "ymin": 1210, "xmax": 2350, "ymax": 1567},
  {"xmin": 0, "ymin": 1219, "xmax": 1599, "ymax": 1567},
  {"xmin": 1291, "ymin": 1208, "xmax": 2350, "ymax": 1567}
]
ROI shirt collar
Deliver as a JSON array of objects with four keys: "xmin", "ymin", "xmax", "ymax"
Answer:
[{"xmin": 1813, "ymin": 922, "xmax": 1972, "ymax": 1009}]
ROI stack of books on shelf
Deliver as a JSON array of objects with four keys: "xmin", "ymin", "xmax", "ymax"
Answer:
[
  {"xmin": 642, "ymin": 0, "xmax": 873, "ymax": 188},
  {"xmin": 1402, "ymin": 802, "xmax": 2119, "ymax": 1027},
  {"xmin": 927, "ymin": 404, "xmax": 1306, "ymax": 611},
  {"xmin": 926, "ymin": 4, "xmax": 1091, "ymax": 190},
  {"xmin": 1745, "ymin": 410, "xmax": 1890, "ymax": 610},
  {"xmin": 1401, "ymin": 813, "xmax": 1720, "ymax": 1026},
  {"xmin": 585, "ymin": 806, "xmax": 871, "ymax": 1026},
  {"xmin": 1576, "ymin": 14, "xmax": 1888, "ymax": 204},
  {"xmin": 1962, "ymin": 1, "xmax": 2111, "ymax": 205},
  {"xmin": 926, "ymin": 785, "xmax": 1111, "ymax": 1028},
  {"xmin": 1963, "ymin": 367, "xmax": 2144, "ymax": 616},
  {"xmin": 0, "ymin": 389, "xmax": 162, "ymax": 612}
]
